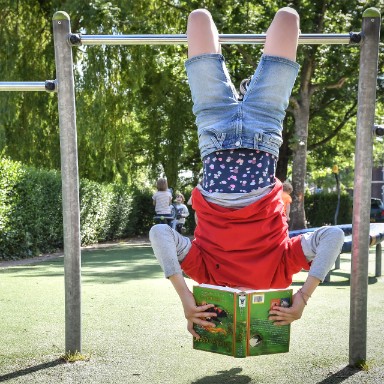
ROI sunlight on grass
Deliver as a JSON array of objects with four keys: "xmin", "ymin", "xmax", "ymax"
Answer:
[
  {"xmin": 0, "ymin": 243, "xmax": 383, "ymax": 383},
  {"xmin": 61, "ymin": 351, "xmax": 90, "ymax": 363}
]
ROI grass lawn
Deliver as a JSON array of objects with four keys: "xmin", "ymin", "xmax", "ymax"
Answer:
[{"xmin": 0, "ymin": 242, "xmax": 383, "ymax": 384}]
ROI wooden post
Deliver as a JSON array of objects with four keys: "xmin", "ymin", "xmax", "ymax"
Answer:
[{"xmin": 52, "ymin": 11, "xmax": 82, "ymax": 354}]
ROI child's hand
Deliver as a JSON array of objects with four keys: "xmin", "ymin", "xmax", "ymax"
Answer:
[
  {"xmin": 181, "ymin": 292, "xmax": 217, "ymax": 339},
  {"xmin": 169, "ymin": 274, "xmax": 218, "ymax": 338},
  {"xmin": 268, "ymin": 291, "xmax": 306, "ymax": 325}
]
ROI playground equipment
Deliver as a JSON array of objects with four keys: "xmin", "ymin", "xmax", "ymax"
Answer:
[
  {"xmin": 0, "ymin": 8, "xmax": 381, "ymax": 367},
  {"xmin": 290, "ymin": 223, "xmax": 384, "ymax": 282},
  {"xmin": 153, "ymin": 204, "xmax": 185, "ymax": 234}
]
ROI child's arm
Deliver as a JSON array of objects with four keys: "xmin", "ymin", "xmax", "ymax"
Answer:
[
  {"xmin": 182, "ymin": 204, "xmax": 189, "ymax": 218},
  {"xmin": 286, "ymin": 203, "xmax": 291, "ymax": 221},
  {"xmin": 268, "ymin": 275, "xmax": 320, "ymax": 325},
  {"xmin": 149, "ymin": 224, "xmax": 216, "ymax": 338},
  {"xmin": 270, "ymin": 226, "xmax": 344, "ymax": 324},
  {"xmin": 169, "ymin": 274, "xmax": 217, "ymax": 338}
]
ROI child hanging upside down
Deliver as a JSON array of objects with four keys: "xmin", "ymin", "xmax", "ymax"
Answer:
[{"xmin": 149, "ymin": 7, "xmax": 344, "ymax": 339}]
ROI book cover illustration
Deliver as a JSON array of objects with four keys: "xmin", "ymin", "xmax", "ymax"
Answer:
[{"xmin": 193, "ymin": 284, "xmax": 292, "ymax": 358}]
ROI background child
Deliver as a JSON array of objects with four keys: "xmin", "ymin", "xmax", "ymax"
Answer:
[
  {"xmin": 282, "ymin": 181, "xmax": 293, "ymax": 222},
  {"xmin": 173, "ymin": 193, "xmax": 190, "ymax": 233},
  {"xmin": 152, "ymin": 178, "xmax": 172, "ymax": 216}
]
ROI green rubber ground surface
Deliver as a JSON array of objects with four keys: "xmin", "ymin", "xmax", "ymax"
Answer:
[{"xmin": 1, "ymin": 243, "xmax": 383, "ymax": 383}]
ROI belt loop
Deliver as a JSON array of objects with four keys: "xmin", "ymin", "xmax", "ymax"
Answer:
[{"xmin": 254, "ymin": 132, "xmax": 260, "ymax": 150}]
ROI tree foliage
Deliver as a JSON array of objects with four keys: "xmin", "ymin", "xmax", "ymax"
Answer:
[{"xmin": 0, "ymin": 0, "xmax": 383, "ymax": 224}]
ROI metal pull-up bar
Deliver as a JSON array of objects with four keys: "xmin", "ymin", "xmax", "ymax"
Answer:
[
  {"xmin": 70, "ymin": 32, "xmax": 361, "ymax": 46},
  {"xmin": 0, "ymin": 81, "xmax": 56, "ymax": 92},
  {"xmin": 0, "ymin": 33, "xmax": 362, "ymax": 91},
  {"xmin": 0, "ymin": 32, "xmax": 361, "ymax": 92}
]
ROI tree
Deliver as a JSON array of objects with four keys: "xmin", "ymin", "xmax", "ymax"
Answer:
[
  {"xmin": 0, "ymin": 0, "xmax": 60, "ymax": 169},
  {"xmin": 1, "ymin": 0, "xmax": 383, "ymax": 203},
  {"xmin": 284, "ymin": 0, "xmax": 382, "ymax": 229}
]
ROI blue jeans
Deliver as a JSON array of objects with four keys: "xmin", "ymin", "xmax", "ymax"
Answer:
[{"xmin": 185, "ymin": 54, "xmax": 300, "ymax": 159}]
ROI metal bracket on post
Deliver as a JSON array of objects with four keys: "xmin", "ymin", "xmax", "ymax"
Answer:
[
  {"xmin": 373, "ymin": 124, "xmax": 384, "ymax": 136},
  {"xmin": 52, "ymin": 11, "xmax": 82, "ymax": 355},
  {"xmin": 68, "ymin": 33, "xmax": 82, "ymax": 46},
  {"xmin": 349, "ymin": 32, "xmax": 362, "ymax": 44},
  {"xmin": 44, "ymin": 80, "xmax": 57, "ymax": 92}
]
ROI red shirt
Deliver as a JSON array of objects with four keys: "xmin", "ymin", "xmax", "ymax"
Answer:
[{"xmin": 181, "ymin": 179, "xmax": 310, "ymax": 289}]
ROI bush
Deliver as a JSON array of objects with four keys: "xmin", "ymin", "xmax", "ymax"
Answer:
[
  {"xmin": 126, "ymin": 188, "xmax": 154, "ymax": 236},
  {"xmin": 0, "ymin": 158, "xmax": 63, "ymax": 259},
  {"xmin": 0, "ymin": 158, "xmax": 155, "ymax": 260},
  {"xmin": 80, "ymin": 179, "xmax": 115, "ymax": 245},
  {"xmin": 1, "ymin": 157, "xmax": 356, "ymax": 261},
  {"xmin": 104, "ymin": 183, "xmax": 133, "ymax": 240},
  {"xmin": 304, "ymin": 192, "xmax": 353, "ymax": 227}
]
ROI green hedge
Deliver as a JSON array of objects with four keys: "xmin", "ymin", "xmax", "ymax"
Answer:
[
  {"xmin": 1, "ymin": 157, "xmax": 353, "ymax": 260},
  {"xmin": 304, "ymin": 192, "xmax": 353, "ymax": 227},
  {"xmin": 0, "ymin": 159, "xmax": 64, "ymax": 259},
  {"xmin": 0, "ymin": 158, "xmax": 154, "ymax": 260}
]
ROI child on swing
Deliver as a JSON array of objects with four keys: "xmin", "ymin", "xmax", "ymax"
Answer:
[{"xmin": 150, "ymin": 7, "xmax": 344, "ymax": 339}]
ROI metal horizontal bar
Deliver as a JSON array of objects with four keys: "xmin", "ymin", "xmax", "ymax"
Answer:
[
  {"xmin": 76, "ymin": 33, "xmax": 358, "ymax": 46},
  {"xmin": 0, "ymin": 81, "xmax": 57, "ymax": 92}
]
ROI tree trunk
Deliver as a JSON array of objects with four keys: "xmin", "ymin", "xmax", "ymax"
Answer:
[
  {"xmin": 290, "ymin": 55, "xmax": 316, "ymax": 229},
  {"xmin": 276, "ymin": 120, "xmax": 293, "ymax": 181},
  {"xmin": 290, "ymin": 101, "xmax": 310, "ymax": 229}
]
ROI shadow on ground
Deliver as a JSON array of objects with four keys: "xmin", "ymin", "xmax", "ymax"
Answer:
[
  {"xmin": 1, "ymin": 244, "xmax": 381, "ymax": 287},
  {"xmin": 191, "ymin": 368, "xmax": 252, "ymax": 384},
  {"xmin": 0, "ymin": 246, "xmax": 164, "ymax": 284},
  {"xmin": 0, "ymin": 359, "xmax": 64, "ymax": 383},
  {"xmin": 316, "ymin": 365, "xmax": 361, "ymax": 384},
  {"xmin": 190, "ymin": 365, "xmax": 361, "ymax": 384}
]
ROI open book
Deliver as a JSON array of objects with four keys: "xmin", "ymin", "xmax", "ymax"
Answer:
[{"xmin": 193, "ymin": 284, "xmax": 292, "ymax": 358}]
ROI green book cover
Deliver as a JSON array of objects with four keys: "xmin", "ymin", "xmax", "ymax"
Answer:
[{"xmin": 193, "ymin": 284, "xmax": 292, "ymax": 358}]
